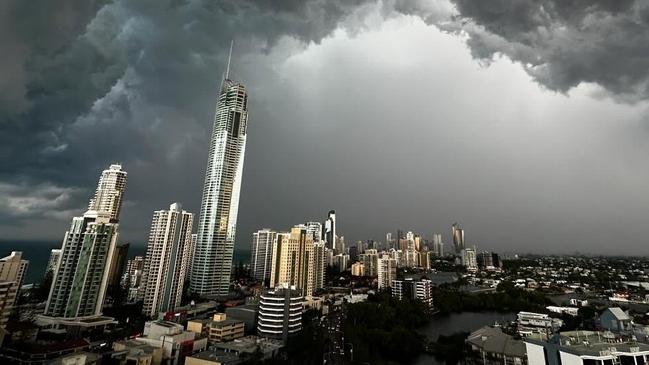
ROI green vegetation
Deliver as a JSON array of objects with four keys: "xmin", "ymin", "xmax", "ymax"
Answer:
[
  {"xmin": 426, "ymin": 332, "xmax": 470, "ymax": 365},
  {"xmin": 342, "ymin": 292, "xmax": 430, "ymax": 364},
  {"xmin": 434, "ymin": 281, "xmax": 552, "ymax": 314}
]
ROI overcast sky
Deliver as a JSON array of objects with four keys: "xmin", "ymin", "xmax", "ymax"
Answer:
[{"xmin": 1, "ymin": 0, "xmax": 649, "ymax": 255}]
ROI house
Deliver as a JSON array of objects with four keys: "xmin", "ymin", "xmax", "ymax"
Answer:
[{"xmin": 599, "ymin": 307, "xmax": 632, "ymax": 332}]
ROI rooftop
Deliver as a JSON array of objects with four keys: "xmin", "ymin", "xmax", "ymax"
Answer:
[
  {"xmin": 526, "ymin": 330, "xmax": 649, "ymax": 356},
  {"xmin": 467, "ymin": 326, "xmax": 526, "ymax": 358}
]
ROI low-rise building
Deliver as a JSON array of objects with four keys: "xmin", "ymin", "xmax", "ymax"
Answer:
[
  {"xmin": 185, "ymin": 350, "xmax": 242, "ymax": 365},
  {"xmin": 112, "ymin": 340, "xmax": 163, "ymax": 365},
  {"xmin": 517, "ymin": 312, "xmax": 563, "ymax": 336},
  {"xmin": 214, "ymin": 336, "xmax": 283, "ymax": 360},
  {"xmin": 134, "ymin": 320, "xmax": 207, "ymax": 365},
  {"xmin": 225, "ymin": 304, "xmax": 258, "ymax": 335},
  {"xmin": 525, "ymin": 330, "xmax": 649, "ymax": 365},
  {"xmin": 599, "ymin": 307, "xmax": 632, "ymax": 333},
  {"xmin": 466, "ymin": 326, "xmax": 527, "ymax": 365},
  {"xmin": 208, "ymin": 313, "xmax": 244, "ymax": 343}
]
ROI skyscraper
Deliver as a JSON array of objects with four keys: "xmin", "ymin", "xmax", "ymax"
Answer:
[
  {"xmin": 0, "ymin": 251, "xmax": 29, "ymax": 328},
  {"xmin": 140, "ymin": 203, "xmax": 194, "ymax": 317},
  {"xmin": 312, "ymin": 241, "xmax": 326, "ymax": 291},
  {"xmin": 377, "ymin": 255, "xmax": 396, "ymax": 290},
  {"xmin": 45, "ymin": 249, "xmax": 62, "ymax": 276},
  {"xmin": 305, "ymin": 221, "xmax": 322, "ymax": 243},
  {"xmin": 432, "ymin": 234, "xmax": 444, "ymax": 257},
  {"xmin": 250, "ymin": 229, "xmax": 277, "ymax": 282},
  {"xmin": 190, "ymin": 46, "xmax": 249, "ymax": 296},
  {"xmin": 452, "ymin": 223, "xmax": 465, "ymax": 253},
  {"xmin": 323, "ymin": 210, "xmax": 336, "ymax": 251},
  {"xmin": 269, "ymin": 226, "xmax": 314, "ymax": 297},
  {"xmin": 107, "ymin": 243, "xmax": 129, "ymax": 293},
  {"xmin": 45, "ymin": 164, "xmax": 127, "ymax": 319}
]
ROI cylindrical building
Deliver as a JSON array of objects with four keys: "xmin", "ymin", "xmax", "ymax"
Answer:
[{"xmin": 257, "ymin": 287, "xmax": 302, "ymax": 341}]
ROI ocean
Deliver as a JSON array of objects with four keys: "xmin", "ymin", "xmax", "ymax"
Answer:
[{"xmin": 0, "ymin": 240, "xmax": 250, "ymax": 285}]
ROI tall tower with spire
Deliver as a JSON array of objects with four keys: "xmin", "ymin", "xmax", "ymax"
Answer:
[
  {"xmin": 44, "ymin": 164, "xmax": 127, "ymax": 319},
  {"xmin": 190, "ymin": 43, "xmax": 249, "ymax": 296}
]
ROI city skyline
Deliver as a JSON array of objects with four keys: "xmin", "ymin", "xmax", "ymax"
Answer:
[{"xmin": 2, "ymin": 1, "xmax": 649, "ymax": 256}]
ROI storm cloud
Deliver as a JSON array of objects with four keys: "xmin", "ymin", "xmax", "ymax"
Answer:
[{"xmin": 1, "ymin": 0, "xmax": 648, "ymax": 255}]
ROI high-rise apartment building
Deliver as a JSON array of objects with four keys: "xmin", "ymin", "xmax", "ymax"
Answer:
[
  {"xmin": 432, "ymin": 234, "xmax": 444, "ymax": 257},
  {"xmin": 269, "ymin": 227, "xmax": 314, "ymax": 297},
  {"xmin": 0, "ymin": 251, "xmax": 29, "ymax": 328},
  {"xmin": 140, "ymin": 203, "xmax": 194, "ymax": 317},
  {"xmin": 250, "ymin": 229, "xmax": 277, "ymax": 282},
  {"xmin": 359, "ymin": 249, "xmax": 379, "ymax": 277},
  {"xmin": 46, "ymin": 249, "xmax": 62, "ymax": 275},
  {"xmin": 190, "ymin": 50, "xmax": 249, "ymax": 297},
  {"xmin": 312, "ymin": 241, "xmax": 326, "ymax": 291},
  {"xmin": 452, "ymin": 223, "xmax": 465, "ymax": 253},
  {"xmin": 107, "ymin": 243, "xmax": 129, "ymax": 293},
  {"xmin": 323, "ymin": 210, "xmax": 336, "ymax": 252},
  {"xmin": 377, "ymin": 255, "xmax": 397, "ymax": 290},
  {"xmin": 461, "ymin": 248, "xmax": 478, "ymax": 272},
  {"xmin": 305, "ymin": 222, "xmax": 322, "ymax": 243},
  {"xmin": 391, "ymin": 278, "xmax": 433, "ymax": 309},
  {"xmin": 45, "ymin": 164, "xmax": 127, "ymax": 319}
]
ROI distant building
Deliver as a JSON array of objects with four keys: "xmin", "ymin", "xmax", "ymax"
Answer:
[
  {"xmin": 106, "ymin": 242, "xmax": 129, "ymax": 293},
  {"xmin": 391, "ymin": 278, "xmax": 433, "ymax": 309},
  {"xmin": 0, "ymin": 251, "xmax": 29, "ymax": 328},
  {"xmin": 451, "ymin": 223, "xmax": 465, "ymax": 253},
  {"xmin": 305, "ymin": 221, "xmax": 322, "ymax": 243},
  {"xmin": 351, "ymin": 262, "xmax": 364, "ymax": 277},
  {"xmin": 331, "ymin": 254, "xmax": 349, "ymax": 273},
  {"xmin": 140, "ymin": 203, "xmax": 194, "ymax": 317},
  {"xmin": 377, "ymin": 256, "xmax": 396, "ymax": 290},
  {"xmin": 323, "ymin": 210, "xmax": 337, "ymax": 251},
  {"xmin": 461, "ymin": 248, "xmax": 478, "ymax": 272},
  {"xmin": 359, "ymin": 249, "xmax": 378, "ymax": 277},
  {"xmin": 312, "ymin": 241, "xmax": 326, "ymax": 291},
  {"xmin": 250, "ymin": 229, "xmax": 277, "ymax": 282},
  {"xmin": 418, "ymin": 251, "xmax": 431, "ymax": 270},
  {"xmin": 432, "ymin": 234, "xmax": 444, "ymax": 257},
  {"xmin": 257, "ymin": 287, "xmax": 302, "ymax": 341}
]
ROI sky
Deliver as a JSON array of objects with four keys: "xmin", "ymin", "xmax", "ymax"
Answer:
[{"xmin": 1, "ymin": 0, "xmax": 649, "ymax": 255}]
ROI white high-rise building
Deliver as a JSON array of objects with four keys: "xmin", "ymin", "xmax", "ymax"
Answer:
[
  {"xmin": 323, "ymin": 210, "xmax": 336, "ymax": 251},
  {"xmin": 305, "ymin": 222, "xmax": 322, "ymax": 243},
  {"xmin": 432, "ymin": 234, "xmax": 444, "ymax": 257},
  {"xmin": 461, "ymin": 248, "xmax": 478, "ymax": 272},
  {"xmin": 250, "ymin": 229, "xmax": 277, "ymax": 282},
  {"xmin": 140, "ymin": 203, "xmax": 194, "ymax": 317},
  {"xmin": 190, "ymin": 48, "xmax": 249, "ymax": 296},
  {"xmin": 44, "ymin": 164, "xmax": 127, "ymax": 319},
  {"xmin": 377, "ymin": 255, "xmax": 396, "ymax": 290}
]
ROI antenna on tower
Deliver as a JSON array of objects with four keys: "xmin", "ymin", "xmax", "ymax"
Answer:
[{"xmin": 225, "ymin": 40, "xmax": 233, "ymax": 80}]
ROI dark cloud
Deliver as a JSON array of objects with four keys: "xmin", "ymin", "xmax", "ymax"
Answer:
[
  {"xmin": 1, "ymin": 0, "xmax": 648, "ymax": 257},
  {"xmin": 445, "ymin": 0, "xmax": 649, "ymax": 101}
]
